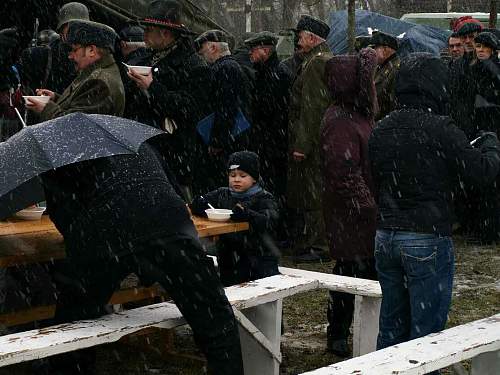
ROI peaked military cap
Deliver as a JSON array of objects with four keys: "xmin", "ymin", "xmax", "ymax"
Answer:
[
  {"xmin": 475, "ymin": 32, "xmax": 499, "ymax": 51},
  {"xmin": 139, "ymin": 0, "xmax": 193, "ymax": 35},
  {"xmin": 244, "ymin": 31, "xmax": 278, "ymax": 48},
  {"xmin": 355, "ymin": 35, "xmax": 372, "ymax": 51},
  {"xmin": 119, "ymin": 25, "xmax": 144, "ymax": 42},
  {"xmin": 294, "ymin": 15, "xmax": 330, "ymax": 40},
  {"xmin": 370, "ymin": 31, "xmax": 399, "ymax": 50},
  {"xmin": 194, "ymin": 29, "xmax": 230, "ymax": 51},
  {"xmin": 57, "ymin": 2, "xmax": 90, "ymax": 31},
  {"xmin": 66, "ymin": 20, "xmax": 118, "ymax": 52}
]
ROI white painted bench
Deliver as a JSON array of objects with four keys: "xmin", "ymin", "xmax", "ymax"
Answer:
[
  {"xmin": 300, "ymin": 313, "xmax": 500, "ymax": 375},
  {"xmin": 0, "ymin": 268, "xmax": 382, "ymax": 375}
]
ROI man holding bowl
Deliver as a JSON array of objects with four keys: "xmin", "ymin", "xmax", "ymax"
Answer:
[{"xmin": 26, "ymin": 20, "xmax": 125, "ymax": 120}]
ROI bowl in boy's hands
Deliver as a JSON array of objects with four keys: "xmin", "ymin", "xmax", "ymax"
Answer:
[
  {"xmin": 23, "ymin": 95, "xmax": 51, "ymax": 106},
  {"xmin": 205, "ymin": 208, "xmax": 233, "ymax": 222}
]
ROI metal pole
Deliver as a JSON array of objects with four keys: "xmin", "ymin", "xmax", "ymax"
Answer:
[{"xmin": 246, "ymin": 0, "xmax": 252, "ymax": 32}]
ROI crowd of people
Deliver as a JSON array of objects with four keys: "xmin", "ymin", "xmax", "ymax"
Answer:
[{"xmin": 0, "ymin": 0, "xmax": 499, "ymax": 374}]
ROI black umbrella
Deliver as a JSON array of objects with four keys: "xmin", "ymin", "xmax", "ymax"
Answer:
[{"xmin": 0, "ymin": 112, "xmax": 165, "ymax": 220}]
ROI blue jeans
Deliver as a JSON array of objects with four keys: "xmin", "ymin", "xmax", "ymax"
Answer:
[{"xmin": 375, "ymin": 231, "xmax": 454, "ymax": 357}]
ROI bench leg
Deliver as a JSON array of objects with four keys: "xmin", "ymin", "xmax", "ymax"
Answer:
[
  {"xmin": 352, "ymin": 295, "xmax": 381, "ymax": 356},
  {"xmin": 236, "ymin": 299, "xmax": 282, "ymax": 375},
  {"xmin": 471, "ymin": 350, "xmax": 500, "ymax": 375}
]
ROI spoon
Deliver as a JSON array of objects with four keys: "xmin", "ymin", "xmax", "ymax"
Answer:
[{"xmin": 208, "ymin": 203, "xmax": 216, "ymax": 210}]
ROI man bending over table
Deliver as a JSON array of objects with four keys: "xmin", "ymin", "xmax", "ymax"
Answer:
[{"xmin": 35, "ymin": 142, "xmax": 244, "ymax": 375}]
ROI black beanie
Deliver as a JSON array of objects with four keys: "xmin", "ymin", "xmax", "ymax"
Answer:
[{"xmin": 227, "ymin": 151, "xmax": 260, "ymax": 180}]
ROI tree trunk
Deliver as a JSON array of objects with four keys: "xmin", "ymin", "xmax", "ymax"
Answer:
[
  {"xmin": 334, "ymin": 0, "xmax": 343, "ymax": 11},
  {"xmin": 367, "ymin": 0, "xmax": 376, "ymax": 11},
  {"xmin": 347, "ymin": 0, "xmax": 355, "ymax": 53},
  {"xmin": 282, "ymin": 0, "xmax": 302, "ymax": 29},
  {"xmin": 490, "ymin": 0, "xmax": 498, "ymax": 28}
]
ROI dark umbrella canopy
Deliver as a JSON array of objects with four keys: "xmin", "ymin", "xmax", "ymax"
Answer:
[{"xmin": 0, "ymin": 112, "xmax": 164, "ymax": 219}]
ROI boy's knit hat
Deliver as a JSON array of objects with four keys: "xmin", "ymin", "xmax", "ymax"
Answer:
[{"xmin": 227, "ymin": 151, "xmax": 260, "ymax": 180}]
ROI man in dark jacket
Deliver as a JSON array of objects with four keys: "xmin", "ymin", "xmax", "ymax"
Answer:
[
  {"xmin": 127, "ymin": 0, "xmax": 211, "ymax": 196},
  {"xmin": 371, "ymin": 31, "xmax": 400, "ymax": 121},
  {"xmin": 194, "ymin": 29, "xmax": 251, "ymax": 190},
  {"xmin": 449, "ymin": 21, "xmax": 483, "ymax": 139},
  {"xmin": 26, "ymin": 20, "xmax": 125, "ymax": 120},
  {"xmin": 245, "ymin": 31, "xmax": 292, "ymax": 207},
  {"xmin": 369, "ymin": 54, "xmax": 500, "ymax": 370},
  {"xmin": 38, "ymin": 142, "xmax": 243, "ymax": 375}
]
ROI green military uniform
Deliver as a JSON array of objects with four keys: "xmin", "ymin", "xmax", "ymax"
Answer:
[
  {"xmin": 374, "ymin": 53, "xmax": 400, "ymax": 121},
  {"xmin": 40, "ymin": 53, "xmax": 125, "ymax": 120},
  {"xmin": 288, "ymin": 41, "xmax": 333, "ymax": 254}
]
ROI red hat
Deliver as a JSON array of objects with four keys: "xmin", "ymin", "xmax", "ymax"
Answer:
[{"xmin": 452, "ymin": 16, "xmax": 482, "ymax": 33}]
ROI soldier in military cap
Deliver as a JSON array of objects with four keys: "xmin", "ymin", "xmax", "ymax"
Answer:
[
  {"xmin": 192, "ymin": 29, "xmax": 252, "ymax": 189},
  {"xmin": 244, "ymin": 31, "xmax": 292, "ymax": 210},
  {"xmin": 370, "ymin": 31, "xmax": 400, "ymax": 120},
  {"xmin": 288, "ymin": 15, "xmax": 332, "ymax": 263},
  {"xmin": 126, "ymin": 0, "xmax": 212, "ymax": 195},
  {"xmin": 26, "ymin": 20, "xmax": 125, "ymax": 120}
]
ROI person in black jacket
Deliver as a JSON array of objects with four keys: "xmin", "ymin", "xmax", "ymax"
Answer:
[
  {"xmin": 369, "ymin": 54, "xmax": 500, "ymax": 370},
  {"xmin": 245, "ymin": 31, "xmax": 292, "ymax": 208},
  {"xmin": 194, "ymin": 29, "xmax": 251, "ymax": 190},
  {"xmin": 191, "ymin": 151, "xmax": 280, "ymax": 286},
  {"xmin": 37, "ymin": 142, "xmax": 243, "ymax": 375},
  {"xmin": 127, "ymin": 0, "xmax": 212, "ymax": 197}
]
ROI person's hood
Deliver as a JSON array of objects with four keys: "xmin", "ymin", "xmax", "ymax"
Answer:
[
  {"xmin": 325, "ymin": 48, "xmax": 378, "ymax": 117},
  {"xmin": 395, "ymin": 53, "xmax": 450, "ymax": 116}
]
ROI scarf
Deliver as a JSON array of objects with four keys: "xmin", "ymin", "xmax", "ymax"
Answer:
[{"xmin": 229, "ymin": 184, "xmax": 263, "ymax": 200}]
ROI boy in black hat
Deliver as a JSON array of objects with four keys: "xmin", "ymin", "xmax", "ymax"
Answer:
[{"xmin": 191, "ymin": 151, "xmax": 280, "ymax": 286}]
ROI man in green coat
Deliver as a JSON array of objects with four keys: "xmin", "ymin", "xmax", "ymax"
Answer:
[
  {"xmin": 26, "ymin": 20, "xmax": 125, "ymax": 120},
  {"xmin": 288, "ymin": 15, "xmax": 332, "ymax": 262}
]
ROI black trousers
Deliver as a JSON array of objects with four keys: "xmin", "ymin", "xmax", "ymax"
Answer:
[
  {"xmin": 327, "ymin": 258, "xmax": 377, "ymax": 340},
  {"xmin": 37, "ymin": 236, "xmax": 243, "ymax": 375}
]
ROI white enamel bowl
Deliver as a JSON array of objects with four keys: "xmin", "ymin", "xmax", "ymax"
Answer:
[
  {"xmin": 127, "ymin": 65, "xmax": 152, "ymax": 76},
  {"xmin": 23, "ymin": 95, "xmax": 51, "ymax": 105},
  {"xmin": 205, "ymin": 209, "xmax": 233, "ymax": 222},
  {"xmin": 14, "ymin": 207, "xmax": 46, "ymax": 221}
]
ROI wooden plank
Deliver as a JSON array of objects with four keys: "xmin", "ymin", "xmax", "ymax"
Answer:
[
  {"xmin": 300, "ymin": 314, "xmax": 500, "ymax": 375},
  {"xmin": 279, "ymin": 267, "xmax": 382, "ymax": 298},
  {"xmin": 0, "ymin": 274, "xmax": 317, "ymax": 367},
  {"xmin": 0, "ymin": 285, "xmax": 166, "ymax": 327}
]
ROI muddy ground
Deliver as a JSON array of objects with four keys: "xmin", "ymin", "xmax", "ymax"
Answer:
[{"xmin": 3, "ymin": 236, "xmax": 499, "ymax": 374}]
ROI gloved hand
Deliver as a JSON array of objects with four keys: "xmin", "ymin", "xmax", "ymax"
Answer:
[
  {"xmin": 472, "ymin": 131, "xmax": 499, "ymax": 149},
  {"xmin": 190, "ymin": 196, "xmax": 210, "ymax": 216},
  {"xmin": 230, "ymin": 203, "xmax": 249, "ymax": 221}
]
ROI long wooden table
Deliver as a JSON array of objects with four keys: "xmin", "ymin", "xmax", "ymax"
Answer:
[
  {"xmin": 0, "ymin": 215, "xmax": 249, "ymax": 326},
  {"xmin": 0, "ymin": 215, "xmax": 249, "ymax": 268}
]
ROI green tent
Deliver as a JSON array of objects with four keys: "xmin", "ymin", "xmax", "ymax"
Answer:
[{"xmin": 0, "ymin": 0, "xmax": 230, "ymax": 44}]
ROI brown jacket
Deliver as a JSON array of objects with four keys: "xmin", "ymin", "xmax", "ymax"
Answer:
[{"xmin": 40, "ymin": 54, "xmax": 125, "ymax": 121}]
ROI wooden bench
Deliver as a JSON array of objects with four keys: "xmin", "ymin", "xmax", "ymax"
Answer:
[
  {"xmin": 0, "ymin": 268, "xmax": 382, "ymax": 375},
  {"xmin": 299, "ymin": 313, "xmax": 500, "ymax": 375}
]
